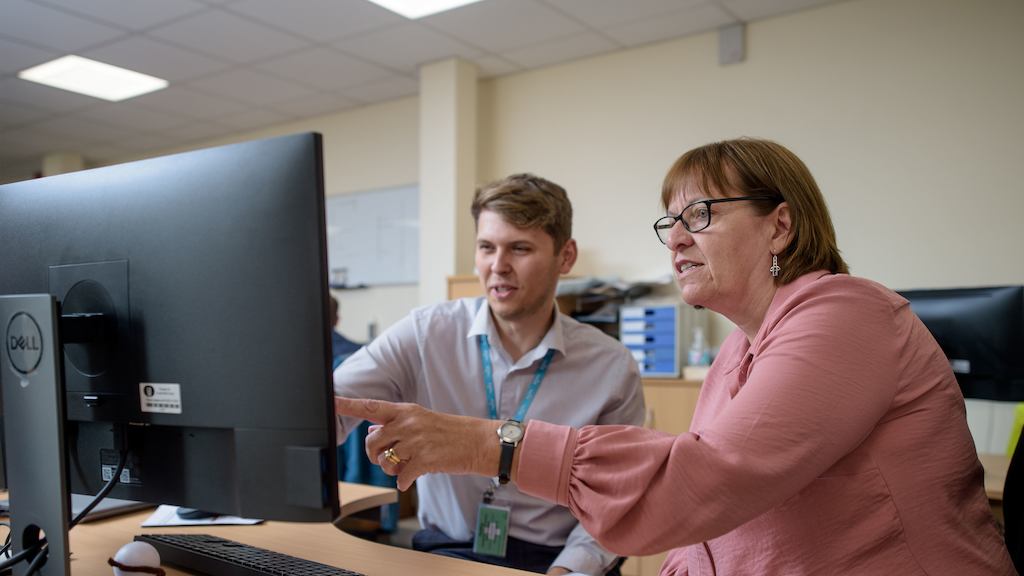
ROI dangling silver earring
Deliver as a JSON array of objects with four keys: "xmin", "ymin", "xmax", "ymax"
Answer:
[{"xmin": 770, "ymin": 254, "xmax": 781, "ymax": 278}]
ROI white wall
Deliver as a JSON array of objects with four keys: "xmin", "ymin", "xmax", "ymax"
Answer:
[{"xmin": 478, "ymin": 0, "xmax": 1024, "ymax": 344}]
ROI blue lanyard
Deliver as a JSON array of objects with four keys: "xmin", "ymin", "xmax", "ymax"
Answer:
[{"xmin": 478, "ymin": 335, "xmax": 555, "ymax": 421}]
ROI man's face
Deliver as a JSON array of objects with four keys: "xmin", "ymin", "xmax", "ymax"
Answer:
[{"xmin": 474, "ymin": 210, "xmax": 574, "ymax": 324}]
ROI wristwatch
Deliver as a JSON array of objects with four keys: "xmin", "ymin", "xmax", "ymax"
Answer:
[{"xmin": 496, "ymin": 419, "xmax": 525, "ymax": 485}]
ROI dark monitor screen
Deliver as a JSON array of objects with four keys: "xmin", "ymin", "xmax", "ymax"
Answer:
[
  {"xmin": 899, "ymin": 285, "xmax": 1024, "ymax": 401},
  {"xmin": 0, "ymin": 132, "xmax": 338, "ymax": 521}
]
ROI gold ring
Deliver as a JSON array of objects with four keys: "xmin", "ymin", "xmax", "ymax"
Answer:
[{"xmin": 383, "ymin": 447, "xmax": 402, "ymax": 465}]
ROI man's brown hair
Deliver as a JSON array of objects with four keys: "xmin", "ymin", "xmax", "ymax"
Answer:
[{"xmin": 471, "ymin": 173, "xmax": 572, "ymax": 252}]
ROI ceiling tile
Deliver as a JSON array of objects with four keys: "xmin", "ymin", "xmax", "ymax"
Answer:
[
  {"xmin": 216, "ymin": 107, "xmax": 293, "ymax": 130},
  {"xmin": 502, "ymin": 31, "xmax": 619, "ymax": 69},
  {"xmin": 334, "ymin": 22, "xmax": 483, "ymax": 74},
  {"xmin": 720, "ymin": 0, "xmax": 845, "ymax": 22},
  {"xmin": 83, "ymin": 36, "xmax": 231, "ymax": 82},
  {"xmin": 467, "ymin": 55, "xmax": 522, "ymax": 78},
  {"xmin": 545, "ymin": 0, "xmax": 707, "ymax": 29},
  {"xmin": 76, "ymin": 102, "xmax": 192, "ymax": 131},
  {"xmin": 0, "ymin": 37, "xmax": 60, "ymax": 74},
  {"xmin": 227, "ymin": 0, "xmax": 403, "ymax": 42},
  {"xmin": 340, "ymin": 75, "xmax": 419, "ymax": 103},
  {"xmin": 35, "ymin": 0, "xmax": 208, "ymax": 30},
  {"xmin": 84, "ymin": 142, "xmax": 135, "ymax": 162},
  {"xmin": 0, "ymin": 0, "xmax": 126, "ymax": 53},
  {"xmin": 257, "ymin": 47, "xmax": 395, "ymax": 91},
  {"xmin": 130, "ymin": 85, "xmax": 249, "ymax": 119},
  {"xmin": 604, "ymin": 2, "xmax": 736, "ymax": 47},
  {"xmin": 31, "ymin": 114, "xmax": 131, "ymax": 143},
  {"xmin": 265, "ymin": 92, "xmax": 360, "ymax": 118},
  {"xmin": 148, "ymin": 8, "xmax": 310, "ymax": 63},
  {"xmin": 0, "ymin": 125, "xmax": 91, "ymax": 158},
  {"xmin": 0, "ymin": 160, "xmax": 42, "ymax": 183},
  {"xmin": 189, "ymin": 68, "xmax": 316, "ymax": 105},
  {"xmin": 0, "ymin": 0, "xmax": 854, "ymax": 169},
  {"xmin": 424, "ymin": 0, "xmax": 587, "ymax": 53},
  {"xmin": 114, "ymin": 131, "xmax": 180, "ymax": 152},
  {"xmin": 0, "ymin": 77, "xmax": 101, "ymax": 113},
  {"xmin": 0, "ymin": 135, "xmax": 50, "ymax": 161},
  {"xmin": 0, "ymin": 99, "xmax": 51, "ymax": 128},
  {"xmin": 160, "ymin": 120, "xmax": 234, "ymax": 143}
]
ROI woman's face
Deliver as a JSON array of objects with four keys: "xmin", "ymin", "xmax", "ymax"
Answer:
[{"xmin": 663, "ymin": 179, "xmax": 780, "ymax": 319}]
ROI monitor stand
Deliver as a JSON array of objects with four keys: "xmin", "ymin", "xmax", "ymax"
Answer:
[{"xmin": 0, "ymin": 294, "xmax": 71, "ymax": 576}]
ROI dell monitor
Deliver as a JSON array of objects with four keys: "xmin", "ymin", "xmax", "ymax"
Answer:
[
  {"xmin": 899, "ymin": 286, "xmax": 1024, "ymax": 401},
  {"xmin": 0, "ymin": 133, "xmax": 339, "ymax": 566}
]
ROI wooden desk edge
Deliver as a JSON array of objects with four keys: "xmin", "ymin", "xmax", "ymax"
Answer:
[
  {"xmin": 338, "ymin": 481, "xmax": 397, "ymax": 518},
  {"xmin": 56, "ymin": 482, "xmax": 533, "ymax": 575}
]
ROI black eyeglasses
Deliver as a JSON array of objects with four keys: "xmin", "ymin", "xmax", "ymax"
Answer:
[{"xmin": 653, "ymin": 195, "xmax": 778, "ymax": 244}]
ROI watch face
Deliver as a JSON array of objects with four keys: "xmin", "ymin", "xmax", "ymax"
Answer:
[{"xmin": 499, "ymin": 421, "xmax": 524, "ymax": 443}]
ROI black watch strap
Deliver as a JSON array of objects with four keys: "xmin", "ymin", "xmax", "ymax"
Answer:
[{"xmin": 498, "ymin": 440, "xmax": 515, "ymax": 485}]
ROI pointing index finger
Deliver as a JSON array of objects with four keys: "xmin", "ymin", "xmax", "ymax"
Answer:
[{"xmin": 334, "ymin": 397, "xmax": 395, "ymax": 424}]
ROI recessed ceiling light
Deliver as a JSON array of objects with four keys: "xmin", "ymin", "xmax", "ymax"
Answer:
[
  {"xmin": 18, "ymin": 55, "xmax": 168, "ymax": 102},
  {"xmin": 366, "ymin": 0, "xmax": 484, "ymax": 19}
]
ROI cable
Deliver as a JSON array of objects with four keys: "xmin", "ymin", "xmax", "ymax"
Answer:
[
  {"xmin": 0, "ymin": 449, "xmax": 127, "ymax": 573},
  {"xmin": 0, "ymin": 544, "xmax": 41, "ymax": 572},
  {"xmin": 69, "ymin": 449, "xmax": 128, "ymax": 529},
  {"xmin": 21, "ymin": 543, "xmax": 47, "ymax": 576}
]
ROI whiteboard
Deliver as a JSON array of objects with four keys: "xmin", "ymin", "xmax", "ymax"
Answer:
[{"xmin": 325, "ymin": 185, "xmax": 419, "ymax": 287}]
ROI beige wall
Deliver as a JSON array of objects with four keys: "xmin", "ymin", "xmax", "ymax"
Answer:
[
  {"xmin": 128, "ymin": 97, "xmax": 422, "ymax": 340},
  {"xmin": 477, "ymin": 0, "xmax": 1024, "ymax": 343},
  {"xmin": 81, "ymin": 0, "xmax": 1023, "ymax": 346}
]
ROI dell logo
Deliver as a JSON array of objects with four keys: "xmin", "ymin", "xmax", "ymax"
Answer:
[
  {"xmin": 9, "ymin": 335, "xmax": 40, "ymax": 352},
  {"xmin": 5, "ymin": 312, "xmax": 44, "ymax": 375}
]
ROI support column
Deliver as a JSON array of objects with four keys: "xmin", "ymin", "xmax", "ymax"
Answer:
[{"xmin": 418, "ymin": 58, "xmax": 478, "ymax": 305}]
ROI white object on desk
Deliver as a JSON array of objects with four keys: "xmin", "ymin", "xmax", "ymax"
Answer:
[
  {"xmin": 141, "ymin": 505, "xmax": 262, "ymax": 527},
  {"xmin": 110, "ymin": 541, "xmax": 161, "ymax": 576}
]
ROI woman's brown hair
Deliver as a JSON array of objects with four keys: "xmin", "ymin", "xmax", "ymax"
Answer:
[{"xmin": 661, "ymin": 138, "xmax": 848, "ymax": 284}]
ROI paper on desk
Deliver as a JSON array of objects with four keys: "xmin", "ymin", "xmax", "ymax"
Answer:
[{"xmin": 141, "ymin": 505, "xmax": 263, "ymax": 527}]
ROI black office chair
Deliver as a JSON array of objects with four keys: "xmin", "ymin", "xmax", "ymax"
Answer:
[{"xmin": 1004, "ymin": 442, "xmax": 1024, "ymax": 571}]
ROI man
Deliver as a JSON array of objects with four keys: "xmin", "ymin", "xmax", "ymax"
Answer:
[
  {"xmin": 328, "ymin": 295, "xmax": 362, "ymax": 368},
  {"xmin": 334, "ymin": 174, "xmax": 644, "ymax": 575}
]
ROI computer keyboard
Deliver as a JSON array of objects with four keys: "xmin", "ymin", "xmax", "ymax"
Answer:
[{"xmin": 135, "ymin": 533, "xmax": 366, "ymax": 576}]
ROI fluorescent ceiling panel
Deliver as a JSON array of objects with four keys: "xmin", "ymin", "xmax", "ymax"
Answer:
[
  {"xmin": 18, "ymin": 55, "xmax": 168, "ymax": 102},
  {"xmin": 366, "ymin": 0, "xmax": 484, "ymax": 19}
]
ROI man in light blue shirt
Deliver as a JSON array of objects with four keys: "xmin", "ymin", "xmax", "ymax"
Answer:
[{"xmin": 334, "ymin": 174, "xmax": 644, "ymax": 575}]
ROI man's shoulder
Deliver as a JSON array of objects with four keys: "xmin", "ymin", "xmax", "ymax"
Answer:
[{"xmin": 407, "ymin": 298, "xmax": 481, "ymax": 330}]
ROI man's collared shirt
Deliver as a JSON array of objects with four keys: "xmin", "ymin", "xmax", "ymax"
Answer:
[{"xmin": 334, "ymin": 297, "xmax": 644, "ymax": 574}]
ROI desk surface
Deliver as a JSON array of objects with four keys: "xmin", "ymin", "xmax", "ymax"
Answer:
[
  {"xmin": 6, "ymin": 456, "xmax": 1011, "ymax": 575},
  {"xmin": 62, "ymin": 483, "xmax": 533, "ymax": 576}
]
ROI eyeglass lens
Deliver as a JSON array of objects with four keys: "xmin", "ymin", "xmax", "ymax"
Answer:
[{"xmin": 654, "ymin": 203, "xmax": 710, "ymax": 243}]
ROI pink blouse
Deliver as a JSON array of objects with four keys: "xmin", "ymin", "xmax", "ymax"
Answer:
[{"xmin": 516, "ymin": 272, "xmax": 1014, "ymax": 574}]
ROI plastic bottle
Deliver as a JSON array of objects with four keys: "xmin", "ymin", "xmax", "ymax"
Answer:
[{"xmin": 687, "ymin": 326, "xmax": 710, "ymax": 366}]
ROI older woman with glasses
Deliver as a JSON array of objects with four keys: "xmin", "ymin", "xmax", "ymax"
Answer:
[{"xmin": 337, "ymin": 138, "xmax": 1012, "ymax": 575}]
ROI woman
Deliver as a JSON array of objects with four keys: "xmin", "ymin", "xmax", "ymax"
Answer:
[{"xmin": 337, "ymin": 138, "xmax": 1013, "ymax": 574}]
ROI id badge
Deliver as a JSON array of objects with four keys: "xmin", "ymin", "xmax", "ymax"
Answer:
[{"xmin": 473, "ymin": 498, "xmax": 511, "ymax": 558}]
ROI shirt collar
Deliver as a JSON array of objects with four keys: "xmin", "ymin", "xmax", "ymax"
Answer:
[{"xmin": 466, "ymin": 298, "xmax": 566, "ymax": 365}]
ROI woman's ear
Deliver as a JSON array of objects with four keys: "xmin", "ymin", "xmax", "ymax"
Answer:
[{"xmin": 770, "ymin": 202, "xmax": 793, "ymax": 254}]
